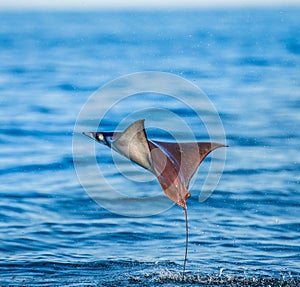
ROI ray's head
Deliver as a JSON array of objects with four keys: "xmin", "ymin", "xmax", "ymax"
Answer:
[{"xmin": 82, "ymin": 131, "xmax": 111, "ymax": 147}]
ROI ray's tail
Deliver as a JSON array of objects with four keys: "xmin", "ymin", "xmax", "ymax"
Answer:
[{"xmin": 183, "ymin": 207, "xmax": 188, "ymax": 276}]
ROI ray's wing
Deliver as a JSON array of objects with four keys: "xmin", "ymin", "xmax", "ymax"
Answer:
[
  {"xmin": 111, "ymin": 119, "xmax": 153, "ymax": 171},
  {"xmin": 152, "ymin": 140, "xmax": 226, "ymax": 189}
]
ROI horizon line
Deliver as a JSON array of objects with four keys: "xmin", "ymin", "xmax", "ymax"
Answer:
[{"xmin": 1, "ymin": 1, "xmax": 300, "ymax": 11}]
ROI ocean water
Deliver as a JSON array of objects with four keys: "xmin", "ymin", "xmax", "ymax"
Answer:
[{"xmin": 0, "ymin": 8, "xmax": 300, "ymax": 286}]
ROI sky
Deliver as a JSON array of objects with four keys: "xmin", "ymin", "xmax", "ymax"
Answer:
[{"xmin": 1, "ymin": 0, "xmax": 300, "ymax": 10}]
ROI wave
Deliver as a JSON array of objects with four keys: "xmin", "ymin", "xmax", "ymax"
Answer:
[
  {"xmin": 0, "ymin": 156, "xmax": 74, "ymax": 175},
  {"xmin": 0, "ymin": 260, "xmax": 298, "ymax": 286}
]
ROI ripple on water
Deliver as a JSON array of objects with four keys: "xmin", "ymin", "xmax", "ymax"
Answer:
[{"xmin": 0, "ymin": 261, "xmax": 299, "ymax": 286}]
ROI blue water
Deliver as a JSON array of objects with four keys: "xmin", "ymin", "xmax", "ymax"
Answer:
[{"xmin": 1, "ymin": 8, "xmax": 300, "ymax": 286}]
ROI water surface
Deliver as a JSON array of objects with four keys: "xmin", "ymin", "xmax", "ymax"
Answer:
[{"xmin": 0, "ymin": 8, "xmax": 299, "ymax": 286}]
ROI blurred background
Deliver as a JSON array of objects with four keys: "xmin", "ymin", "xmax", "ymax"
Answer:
[
  {"xmin": 1, "ymin": 0, "xmax": 300, "ymax": 9},
  {"xmin": 0, "ymin": 0, "xmax": 300, "ymax": 286}
]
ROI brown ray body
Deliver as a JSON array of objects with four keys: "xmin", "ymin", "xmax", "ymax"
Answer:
[{"xmin": 83, "ymin": 119, "xmax": 226, "ymax": 276}]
